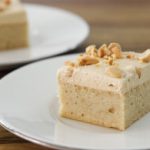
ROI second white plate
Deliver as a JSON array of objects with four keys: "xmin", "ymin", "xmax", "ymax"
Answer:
[
  {"xmin": 0, "ymin": 4, "xmax": 89, "ymax": 68},
  {"xmin": 0, "ymin": 54, "xmax": 150, "ymax": 150}
]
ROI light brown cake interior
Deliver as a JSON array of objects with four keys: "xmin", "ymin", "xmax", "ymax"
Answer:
[{"xmin": 58, "ymin": 80, "xmax": 150, "ymax": 130}]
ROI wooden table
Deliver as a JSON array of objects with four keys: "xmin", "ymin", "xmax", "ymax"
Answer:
[{"xmin": 1, "ymin": 0, "xmax": 150, "ymax": 149}]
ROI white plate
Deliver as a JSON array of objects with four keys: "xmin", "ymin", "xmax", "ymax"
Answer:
[
  {"xmin": 0, "ymin": 55, "xmax": 150, "ymax": 150},
  {"xmin": 0, "ymin": 4, "xmax": 89, "ymax": 67}
]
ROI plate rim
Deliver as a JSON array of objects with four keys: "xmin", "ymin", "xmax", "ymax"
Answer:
[
  {"xmin": 0, "ymin": 3, "xmax": 90, "ymax": 67},
  {"xmin": 0, "ymin": 54, "xmax": 87, "ymax": 150},
  {"xmin": 0, "ymin": 120, "xmax": 82, "ymax": 150},
  {"xmin": 0, "ymin": 54, "xmax": 150, "ymax": 150}
]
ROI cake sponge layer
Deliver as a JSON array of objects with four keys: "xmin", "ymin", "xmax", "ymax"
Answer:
[
  {"xmin": 0, "ymin": 22, "xmax": 28, "ymax": 50},
  {"xmin": 58, "ymin": 81, "xmax": 150, "ymax": 130}
]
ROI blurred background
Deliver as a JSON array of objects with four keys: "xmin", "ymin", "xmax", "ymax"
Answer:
[{"xmin": 24, "ymin": 0, "xmax": 150, "ymax": 52}]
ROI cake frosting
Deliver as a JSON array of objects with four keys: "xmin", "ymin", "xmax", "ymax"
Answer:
[
  {"xmin": 58, "ymin": 45, "xmax": 150, "ymax": 94},
  {"xmin": 0, "ymin": 0, "xmax": 27, "ymax": 24}
]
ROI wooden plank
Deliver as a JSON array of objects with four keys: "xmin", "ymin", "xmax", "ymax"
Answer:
[
  {"xmin": 88, "ymin": 26, "xmax": 150, "ymax": 51},
  {"xmin": 23, "ymin": 0, "xmax": 150, "ymax": 51},
  {"xmin": 0, "ymin": 127, "xmax": 27, "ymax": 144},
  {"xmin": 0, "ymin": 143, "xmax": 54, "ymax": 150}
]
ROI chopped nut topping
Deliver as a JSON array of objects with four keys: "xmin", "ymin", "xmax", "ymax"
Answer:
[
  {"xmin": 108, "ymin": 42, "xmax": 121, "ymax": 51},
  {"xmin": 127, "ymin": 53, "xmax": 135, "ymax": 59},
  {"xmin": 97, "ymin": 43, "xmax": 122, "ymax": 60},
  {"xmin": 108, "ymin": 43, "xmax": 122, "ymax": 59},
  {"xmin": 106, "ymin": 57, "xmax": 113, "ymax": 65},
  {"xmin": 85, "ymin": 45, "xmax": 97, "ymax": 57},
  {"xmin": 111, "ymin": 54, "xmax": 117, "ymax": 60},
  {"xmin": 111, "ymin": 47, "xmax": 122, "ymax": 59},
  {"xmin": 78, "ymin": 55, "xmax": 99, "ymax": 66},
  {"xmin": 135, "ymin": 67, "xmax": 142, "ymax": 78},
  {"xmin": 97, "ymin": 46, "xmax": 105, "ymax": 58},
  {"xmin": 86, "ymin": 45, "xmax": 96, "ymax": 52},
  {"xmin": 139, "ymin": 53, "xmax": 150, "ymax": 63},
  {"xmin": 98, "ymin": 44, "xmax": 111, "ymax": 57},
  {"xmin": 64, "ymin": 43, "xmax": 124, "ymax": 67},
  {"xmin": 65, "ymin": 61, "xmax": 75, "ymax": 67},
  {"xmin": 104, "ymin": 55, "xmax": 109, "ymax": 59},
  {"xmin": 106, "ymin": 66, "xmax": 123, "ymax": 78}
]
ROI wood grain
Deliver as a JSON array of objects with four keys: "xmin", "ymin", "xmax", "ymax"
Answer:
[
  {"xmin": 0, "ymin": 143, "xmax": 51, "ymax": 150},
  {"xmin": 25, "ymin": 0, "xmax": 150, "ymax": 51},
  {"xmin": 1, "ymin": 0, "xmax": 150, "ymax": 149}
]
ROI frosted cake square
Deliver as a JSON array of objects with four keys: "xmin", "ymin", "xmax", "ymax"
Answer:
[
  {"xmin": 0, "ymin": 0, "xmax": 28, "ymax": 50},
  {"xmin": 57, "ymin": 43, "xmax": 150, "ymax": 130}
]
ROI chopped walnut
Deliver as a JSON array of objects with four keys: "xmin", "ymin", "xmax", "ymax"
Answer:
[
  {"xmin": 78, "ymin": 55, "xmax": 99, "ymax": 66},
  {"xmin": 106, "ymin": 66, "xmax": 123, "ymax": 78}
]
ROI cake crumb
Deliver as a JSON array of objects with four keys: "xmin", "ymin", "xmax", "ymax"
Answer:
[{"xmin": 108, "ymin": 107, "xmax": 115, "ymax": 113}]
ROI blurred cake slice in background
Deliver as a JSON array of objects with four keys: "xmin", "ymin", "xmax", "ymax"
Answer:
[
  {"xmin": 0, "ymin": 0, "xmax": 28, "ymax": 50},
  {"xmin": 57, "ymin": 43, "xmax": 150, "ymax": 130}
]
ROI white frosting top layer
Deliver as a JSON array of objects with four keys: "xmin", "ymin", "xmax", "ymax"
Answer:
[
  {"xmin": 58, "ymin": 50, "xmax": 150, "ymax": 94},
  {"xmin": 0, "ymin": 0, "xmax": 27, "ymax": 24}
]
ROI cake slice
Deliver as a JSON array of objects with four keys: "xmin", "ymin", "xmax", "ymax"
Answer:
[
  {"xmin": 57, "ymin": 43, "xmax": 150, "ymax": 130},
  {"xmin": 0, "ymin": 0, "xmax": 28, "ymax": 50}
]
